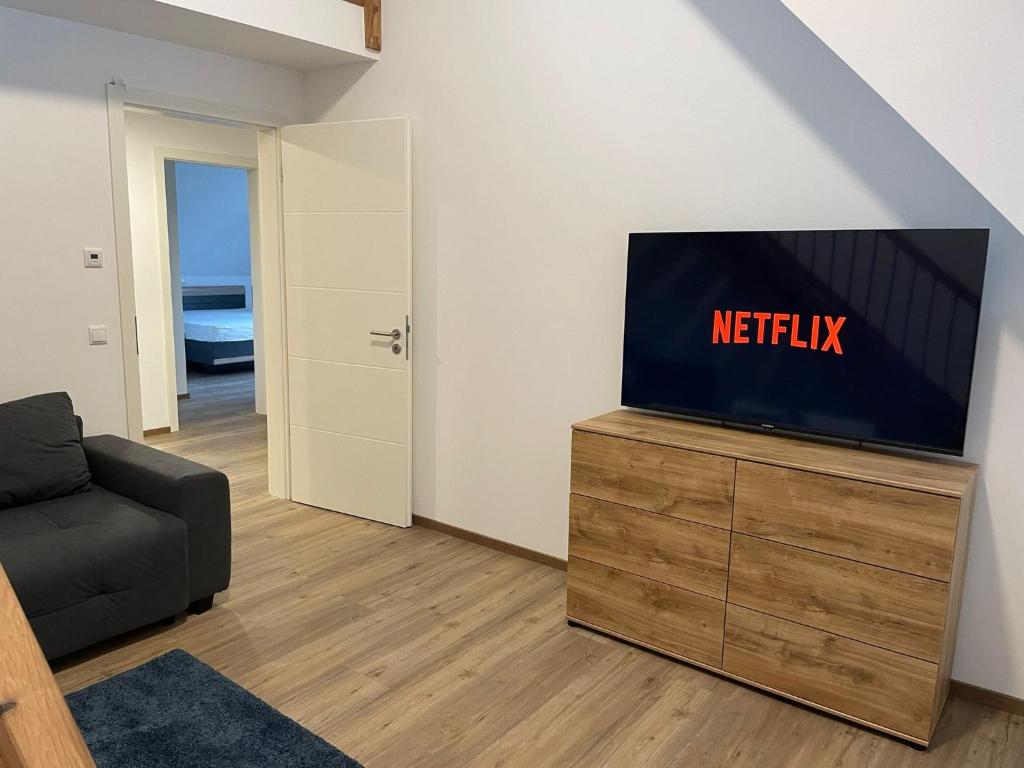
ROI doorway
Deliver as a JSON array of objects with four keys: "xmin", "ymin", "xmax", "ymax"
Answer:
[
  {"xmin": 122, "ymin": 108, "xmax": 263, "ymax": 438},
  {"xmin": 108, "ymin": 85, "xmax": 291, "ymax": 499},
  {"xmin": 167, "ymin": 159, "xmax": 260, "ymax": 425},
  {"xmin": 109, "ymin": 85, "xmax": 414, "ymax": 526}
]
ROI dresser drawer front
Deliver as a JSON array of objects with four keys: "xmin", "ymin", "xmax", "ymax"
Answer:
[
  {"xmin": 567, "ymin": 557, "xmax": 725, "ymax": 668},
  {"xmin": 569, "ymin": 494, "xmax": 730, "ymax": 599},
  {"xmin": 724, "ymin": 605, "xmax": 937, "ymax": 741},
  {"xmin": 571, "ymin": 430, "xmax": 734, "ymax": 529},
  {"xmin": 733, "ymin": 462, "xmax": 958, "ymax": 580},
  {"xmin": 728, "ymin": 534, "xmax": 947, "ymax": 662}
]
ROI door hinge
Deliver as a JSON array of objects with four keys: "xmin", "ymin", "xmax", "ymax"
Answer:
[
  {"xmin": 134, "ymin": 316, "xmax": 139, "ymax": 355},
  {"xmin": 406, "ymin": 315, "xmax": 410, "ymax": 360}
]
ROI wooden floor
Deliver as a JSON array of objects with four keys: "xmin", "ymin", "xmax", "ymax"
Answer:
[{"xmin": 55, "ymin": 371, "xmax": 1023, "ymax": 767}]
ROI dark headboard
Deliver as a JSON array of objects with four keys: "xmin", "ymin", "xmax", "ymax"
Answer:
[{"xmin": 182, "ymin": 285, "xmax": 246, "ymax": 311}]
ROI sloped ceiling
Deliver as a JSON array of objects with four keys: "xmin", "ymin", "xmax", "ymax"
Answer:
[{"xmin": 781, "ymin": 0, "xmax": 1024, "ymax": 235}]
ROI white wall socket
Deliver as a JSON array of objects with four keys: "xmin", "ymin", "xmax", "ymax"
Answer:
[{"xmin": 83, "ymin": 248, "xmax": 103, "ymax": 268}]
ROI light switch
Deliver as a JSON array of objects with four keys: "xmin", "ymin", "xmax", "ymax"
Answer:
[
  {"xmin": 88, "ymin": 325, "xmax": 108, "ymax": 345},
  {"xmin": 83, "ymin": 248, "xmax": 103, "ymax": 268}
]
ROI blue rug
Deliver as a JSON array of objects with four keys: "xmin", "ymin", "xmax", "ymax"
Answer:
[{"xmin": 67, "ymin": 649, "xmax": 363, "ymax": 768}]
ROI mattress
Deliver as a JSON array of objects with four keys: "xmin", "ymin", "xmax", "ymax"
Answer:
[{"xmin": 183, "ymin": 309, "xmax": 254, "ymax": 343}]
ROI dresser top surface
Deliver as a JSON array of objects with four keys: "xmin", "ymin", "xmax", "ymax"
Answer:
[{"xmin": 573, "ymin": 410, "xmax": 977, "ymax": 498}]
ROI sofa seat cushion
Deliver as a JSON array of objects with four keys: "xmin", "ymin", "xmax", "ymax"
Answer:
[
  {"xmin": 0, "ymin": 487, "xmax": 190, "ymax": 657},
  {"xmin": 0, "ymin": 392, "xmax": 91, "ymax": 510}
]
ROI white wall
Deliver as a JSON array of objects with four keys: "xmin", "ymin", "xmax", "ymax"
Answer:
[
  {"xmin": 125, "ymin": 111, "xmax": 257, "ymax": 427},
  {"xmin": 0, "ymin": 5, "xmax": 300, "ymax": 436},
  {"xmin": 305, "ymin": 0, "xmax": 1024, "ymax": 698},
  {"xmin": 175, "ymin": 162, "xmax": 251, "ymax": 284},
  {"xmin": 780, "ymin": 0, "xmax": 1024, "ymax": 236}
]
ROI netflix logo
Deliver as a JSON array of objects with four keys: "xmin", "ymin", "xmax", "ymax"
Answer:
[{"xmin": 712, "ymin": 310, "xmax": 846, "ymax": 355}]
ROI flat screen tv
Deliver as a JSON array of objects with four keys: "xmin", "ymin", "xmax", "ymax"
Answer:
[{"xmin": 622, "ymin": 229, "xmax": 989, "ymax": 455}]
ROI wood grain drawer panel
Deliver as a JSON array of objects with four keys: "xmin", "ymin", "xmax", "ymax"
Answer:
[
  {"xmin": 569, "ymin": 494, "xmax": 730, "ymax": 600},
  {"xmin": 733, "ymin": 462, "xmax": 958, "ymax": 580},
  {"xmin": 728, "ymin": 535, "xmax": 948, "ymax": 661},
  {"xmin": 571, "ymin": 430, "xmax": 734, "ymax": 529},
  {"xmin": 723, "ymin": 604, "xmax": 937, "ymax": 742},
  {"xmin": 567, "ymin": 557, "xmax": 725, "ymax": 668}
]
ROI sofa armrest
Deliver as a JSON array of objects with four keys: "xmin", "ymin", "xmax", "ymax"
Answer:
[{"xmin": 82, "ymin": 434, "xmax": 231, "ymax": 603}]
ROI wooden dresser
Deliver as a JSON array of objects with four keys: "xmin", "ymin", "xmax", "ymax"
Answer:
[{"xmin": 566, "ymin": 410, "xmax": 977, "ymax": 747}]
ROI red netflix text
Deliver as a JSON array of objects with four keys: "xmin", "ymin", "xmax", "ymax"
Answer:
[{"xmin": 712, "ymin": 310, "xmax": 846, "ymax": 355}]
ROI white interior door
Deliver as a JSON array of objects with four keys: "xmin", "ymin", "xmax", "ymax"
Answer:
[{"xmin": 281, "ymin": 118, "xmax": 411, "ymax": 527}]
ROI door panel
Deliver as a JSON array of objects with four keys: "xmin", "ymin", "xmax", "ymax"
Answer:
[
  {"xmin": 288, "ymin": 358, "xmax": 407, "ymax": 444},
  {"xmin": 282, "ymin": 120, "xmax": 406, "ymax": 212},
  {"xmin": 282, "ymin": 118, "xmax": 411, "ymax": 527},
  {"xmin": 286, "ymin": 286, "xmax": 407, "ymax": 369},
  {"xmin": 285, "ymin": 213, "xmax": 408, "ymax": 292},
  {"xmin": 290, "ymin": 427, "xmax": 408, "ymax": 520}
]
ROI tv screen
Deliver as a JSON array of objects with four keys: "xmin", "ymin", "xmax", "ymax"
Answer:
[{"xmin": 622, "ymin": 229, "xmax": 988, "ymax": 455}]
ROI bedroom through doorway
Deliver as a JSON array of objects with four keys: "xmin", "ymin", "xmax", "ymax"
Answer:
[
  {"xmin": 174, "ymin": 161, "xmax": 256, "ymax": 419},
  {"xmin": 123, "ymin": 107, "xmax": 265, "ymax": 439}
]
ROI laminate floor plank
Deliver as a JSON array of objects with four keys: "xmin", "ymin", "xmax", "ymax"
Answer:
[{"xmin": 50, "ymin": 370, "xmax": 1022, "ymax": 767}]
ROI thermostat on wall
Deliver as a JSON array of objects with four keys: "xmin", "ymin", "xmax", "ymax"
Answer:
[{"xmin": 83, "ymin": 248, "xmax": 103, "ymax": 268}]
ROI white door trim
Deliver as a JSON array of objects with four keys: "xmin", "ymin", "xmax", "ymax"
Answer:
[
  {"xmin": 114, "ymin": 87, "xmax": 288, "ymax": 130},
  {"xmin": 106, "ymin": 84, "xmax": 291, "ymax": 499},
  {"xmin": 152, "ymin": 147, "xmax": 258, "ymax": 433},
  {"xmin": 256, "ymin": 128, "xmax": 290, "ymax": 499},
  {"xmin": 106, "ymin": 84, "xmax": 144, "ymax": 442}
]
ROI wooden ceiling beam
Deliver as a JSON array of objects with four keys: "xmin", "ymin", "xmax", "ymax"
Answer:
[{"xmin": 342, "ymin": 0, "xmax": 381, "ymax": 52}]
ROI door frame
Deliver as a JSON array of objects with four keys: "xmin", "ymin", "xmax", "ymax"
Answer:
[
  {"xmin": 107, "ymin": 84, "xmax": 291, "ymax": 498},
  {"xmin": 154, "ymin": 147, "xmax": 259, "ymax": 433}
]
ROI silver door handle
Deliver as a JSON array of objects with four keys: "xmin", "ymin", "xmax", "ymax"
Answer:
[{"xmin": 370, "ymin": 328, "xmax": 402, "ymax": 340}]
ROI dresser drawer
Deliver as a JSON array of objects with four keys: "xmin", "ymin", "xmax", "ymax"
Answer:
[
  {"xmin": 723, "ymin": 604, "xmax": 937, "ymax": 742},
  {"xmin": 567, "ymin": 557, "xmax": 725, "ymax": 668},
  {"xmin": 571, "ymin": 430, "xmax": 734, "ymax": 529},
  {"xmin": 569, "ymin": 494, "xmax": 730, "ymax": 599},
  {"xmin": 733, "ymin": 462, "xmax": 958, "ymax": 580},
  {"xmin": 728, "ymin": 534, "xmax": 948, "ymax": 661}
]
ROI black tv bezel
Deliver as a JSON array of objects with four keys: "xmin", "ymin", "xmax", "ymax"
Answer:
[{"xmin": 620, "ymin": 227, "xmax": 990, "ymax": 457}]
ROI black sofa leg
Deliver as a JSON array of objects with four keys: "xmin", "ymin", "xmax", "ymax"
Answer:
[{"xmin": 188, "ymin": 596, "xmax": 215, "ymax": 614}]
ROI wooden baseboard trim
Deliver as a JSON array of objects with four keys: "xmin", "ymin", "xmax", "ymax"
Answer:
[
  {"xmin": 143, "ymin": 427, "xmax": 171, "ymax": 437},
  {"xmin": 950, "ymin": 680, "xmax": 1024, "ymax": 715},
  {"xmin": 177, "ymin": 393, "xmax": 190, "ymax": 401},
  {"xmin": 412, "ymin": 515, "xmax": 567, "ymax": 572}
]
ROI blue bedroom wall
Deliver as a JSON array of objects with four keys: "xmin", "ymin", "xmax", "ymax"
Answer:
[{"xmin": 175, "ymin": 161, "xmax": 251, "ymax": 291}]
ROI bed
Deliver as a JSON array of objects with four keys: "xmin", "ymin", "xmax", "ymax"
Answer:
[{"xmin": 182, "ymin": 285, "xmax": 254, "ymax": 372}]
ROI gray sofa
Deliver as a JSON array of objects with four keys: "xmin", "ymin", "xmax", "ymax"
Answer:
[{"xmin": 0, "ymin": 392, "xmax": 231, "ymax": 660}]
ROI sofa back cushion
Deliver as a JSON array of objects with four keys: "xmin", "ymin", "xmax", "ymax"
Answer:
[{"xmin": 0, "ymin": 392, "xmax": 91, "ymax": 510}]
